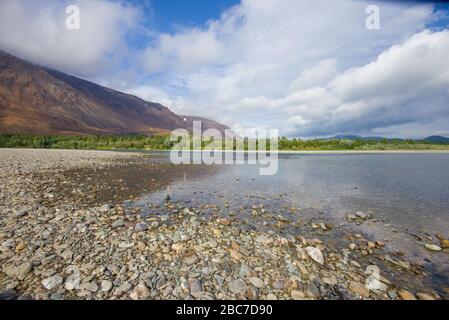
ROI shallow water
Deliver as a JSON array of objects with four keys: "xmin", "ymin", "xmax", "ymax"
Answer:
[{"xmin": 126, "ymin": 151, "xmax": 449, "ymax": 295}]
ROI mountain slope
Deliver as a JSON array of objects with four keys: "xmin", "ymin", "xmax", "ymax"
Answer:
[{"xmin": 0, "ymin": 51, "xmax": 231, "ymax": 136}]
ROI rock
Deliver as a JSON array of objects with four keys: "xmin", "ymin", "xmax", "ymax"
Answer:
[
  {"xmin": 272, "ymin": 280, "xmax": 284, "ymax": 290},
  {"xmin": 14, "ymin": 208, "xmax": 30, "ymax": 218},
  {"xmin": 440, "ymin": 239, "xmax": 449, "ymax": 249},
  {"xmin": 115, "ymin": 282, "xmax": 132, "ymax": 295},
  {"xmin": 266, "ymin": 293, "xmax": 278, "ymax": 300},
  {"xmin": 183, "ymin": 253, "xmax": 199, "ymax": 265},
  {"xmin": 42, "ymin": 275, "xmax": 63, "ymax": 290},
  {"xmin": 229, "ymin": 248, "xmax": 241, "ymax": 261},
  {"xmin": 111, "ymin": 219, "xmax": 125, "ymax": 228},
  {"xmin": 349, "ymin": 281, "xmax": 370, "ymax": 298},
  {"xmin": 416, "ymin": 293, "xmax": 435, "ymax": 300},
  {"xmin": 425, "ymin": 244, "xmax": 442, "ymax": 252},
  {"xmin": 219, "ymin": 218, "xmax": 231, "ymax": 226},
  {"xmin": 248, "ymin": 277, "xmax": 264, "ymax": 288},
  {"xmin": 64, "ymin": 271, "xmax": 81, "ymax": 291},
  {"xmin": 0, "ymin": 289, "xmax": 18, "ymax": 300},
  {"xmin": 99, "ymin": 203, "xmax": 113, "ymax": 213},
  {"xmin": 305, "ymin": 247, "xmax": 324, "ymax": 265},
  {"xmin": 228, "ymin": 279, "xmax": 248, "ymax": 296},
  {"xmin": 291, "ymin": 290, "xmax": 305, "ymax": 300},
  {"xmin": 349, "ymin": 243, "xmax": 357, "ymax": 250},
  {"xmin": 387, "ymin": 290, "xmax": 398, "ymax": 299},
  {"xmin": 130, "ymin": 282, "xmax": 150, "ymax": 300},
  {"xmin": 356, "ymin": 212, "xmax": 370, "ymax": 220},
  {"xmin": 239, "ymin": 263, "xmax": 252, "ymax": 277},
  {"xmin": 189, "ymin": 279, "xmax": 203, "ymax": 296},
  {"xmin": 16, "ymin": 262, "xmax": 32, "ymax": 280},
  {"xmin": 322, "ymin": 277, "xmax": 337, "ymax": 286},
  {"xmin": 135, "ymin": 222, "xmax": 148, "ymax": 232},
  {"xmin": 101, "ymin": 280, "xmax": 113, "ymax": 292},
  {"xmin": 15, "ymin": 242, "xmax": 26, "ymax": 251},
  {"xmin": 305, "ymin": 282, "xmax": 320, "ymax": 298},
  {"xmin": 398, "ymin": 289, "xmax": 416, "ymax": 300},
  {"xmin": 60, "ymin": 248, "xmax": 73, "ymax": 261}
]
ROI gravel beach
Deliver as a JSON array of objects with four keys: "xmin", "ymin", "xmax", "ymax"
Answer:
[{"xmin": 0, "ymin": 148, "xmax": 446, "ymax": 300}]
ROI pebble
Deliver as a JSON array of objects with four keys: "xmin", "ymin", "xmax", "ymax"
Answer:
[
  {"xmin": 130, "ymin": 282, "xmax": 150, "ymax": 300},
  {"xmin": 42, "ymin": 275, "xmax": 63, "ymax": 290},
  {"xmin": 305, "ymin": 247, "xmax": 324, "ymax": 265},
  {"xmin": 416, "ymin": 293, "xmax": 435, "ymax": 300},
  {"xmin": 135, "ymin": 222, "xmax": 149, "ymax": 232},
  {"xmin": 228, "ymin": 279, "xmax": 248, "ymax": 296},
  {"xmin": 348, "ymin": 281, "xmax": 370, "ymax": 298},
  {"xmin": 115, "ymin": 282, "xmax": 132, "ymax": 295},
  {"xmin": 248, "ymin": 277, "xmax": 264, "ymax": 288},
  {"xmin": 424, "ymin": 244, "xmax": 442, "ymax": 252},
  {"xmin": 398, "ymin": 289, "xmax": 417, "ymax": 300},
  {"xmin": 101, "ymin": 280, "xmax": 113, "ymax": 292}
]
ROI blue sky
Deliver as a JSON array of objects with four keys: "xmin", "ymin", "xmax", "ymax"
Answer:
[{"xmin": 1, "ymin": 0, "xmax": 449, "ymax": 138}]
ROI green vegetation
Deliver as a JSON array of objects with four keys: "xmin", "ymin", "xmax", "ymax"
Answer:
[{"xmin": 1, "ymin": 134, "xmax": 449, "ymax": 151}]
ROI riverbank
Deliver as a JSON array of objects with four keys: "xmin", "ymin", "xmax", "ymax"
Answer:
[{"xmin": 0, "ymin": 149, "xmax": 446, "ymax": 300}]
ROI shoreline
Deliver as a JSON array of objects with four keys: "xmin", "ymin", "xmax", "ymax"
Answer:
[{"xmin": 0, "ymin": 149, "xmax": 446, "ymax": 300}]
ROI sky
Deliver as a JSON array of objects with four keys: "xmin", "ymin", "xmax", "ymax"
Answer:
[{"xmin": 0, "ymin": 0, "xmax": 449, "ymax": 138}]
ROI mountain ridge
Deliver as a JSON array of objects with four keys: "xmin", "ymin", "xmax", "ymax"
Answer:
[{"xmin": 0, "ymin": 50, "xmax": 232, "ymax": 136}]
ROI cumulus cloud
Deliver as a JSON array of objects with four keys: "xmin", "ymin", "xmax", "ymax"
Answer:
[
  {"xmin": 0, "ymin": 0, "xmax": 139, "ymax": 77},
  {"xmin": 136, "ymin": 0, "xmax": 447, "ymax": 137},
  {"xmin": 1, "ymin": 0, "xmax": 448, "ymax": 138}
]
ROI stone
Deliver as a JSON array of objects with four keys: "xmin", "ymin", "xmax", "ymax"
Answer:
[
  {"xmin": 291, "ymin": 290, "xmax": 305, "ymax": 300},
  {"xmin": 398, "ymin": 289, "xmax": 416, "ymax": 300},
  {"xmin": 15, "ymin": 242, "xmax": 26, "ymax": 251},
  {"xmin": 305, "ymin": 282, "xmax": 320, "ymax": 298},
  {"xmin": 349, "ymin": 243, "xmax": 357, "ymax": 250},
  {"xmin": 111, "ymin": 219, "xmax": 125, "ymax": 228},
  {"xmin": 425, "ymin": 244, "xmax": 442, "ymax": 252},
  {"xmin": 228, "ymin": 279, "xmax": 248, "ymax": 296},
  {"xmin": 42, "ymin": 275, "xmax": 63, "ymax": 290},
  {"xmin": 266, "ymin": 293, "xmax": 278, "ymax": 300},
  {"xmin": 115, "ymin": 282, "xmax": 132, "ymax": 295},
  {"xmin": 101, "ymin": 280, "xmax": 113, "ymax": 292},
  {"xmin": 440, "ymin": 239, "xmax": 449, "ymax": 249},
  {"xmin": 189, "ymin": 279, "xmax": 203, "ymax": 296},
  {"xmin": 14, "ymin": 208, "xmax": 30, "ymax": 218},
  {"xmin": 183, "ymin": 253, "xmax": 199, "ymax": 265},
  {"xmin": 14, "ymin": 262, "xmax": 32, "ymax": 281},
  {"xmin": 349, "ymin": 281, "xmax": 369, "ymax": 298},
  {"xmin": 248, "ymin": 277, "xmax": 264, "ymax": 288},
  {"xmin": 99, "ymin": 203, "xmax": 113, "ymax": 213},
  {"xmin": 322, "ymin": 277, "xmax": 337, "ymax": 286},
  {"xmin": 272, "ymin": 280, "xmax": 285, "ymax": 290},
  {"xmin": 416, "ymin": 293, "xmax": 435, "ymax": 300},
  {"xmin": 135, "ymin": 223, "xmax": 148, "ymax": 232},
  {"xmin": 64, "ymin": 272, "xmax": 81, "ymax": 291},
  {"xmin": 0, "ymin": 289, "xmax": 18, "ymax": 300},
  {"xmin": 130, "ymin": 282, "xmax": 150, "ymax": 300},
  {"xmin": 305, "ymin": 247, "xmax": 324, "ymax": 265},
  {"xmin": 229, "ymin": 248, "xmax": 241, "ymax": 261}
]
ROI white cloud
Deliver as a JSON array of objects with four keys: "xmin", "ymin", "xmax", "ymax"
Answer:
[
  {"xmin": 137, "ymin": 0, "xmax": 446, "ymax": 137},
  {"xmin": 0, "ymin": 0, "xmax": 139, "ymax": 77}
]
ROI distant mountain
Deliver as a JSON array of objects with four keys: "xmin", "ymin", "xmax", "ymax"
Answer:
[
  {"xmin": 423, "ymin": 135, "xmax": 449, "ymax": 144},
  {"xmin": 0, "ymin": 50, "xmax": 233, "ymax": 136},
  {"xmin": 327, "ymin": 135, "xmax": 388, "ymax": 141},
  {"xmin": 326, "ymin": 135, "xmax": 449, "ymax": 143}
]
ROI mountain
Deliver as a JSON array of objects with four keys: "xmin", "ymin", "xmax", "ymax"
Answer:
[
  {"xmin": 327, "ymin": 135, "xmax": 449, "ymax": 143},
  {"xmin": 423, "ymin": 135, "xmax": 449, "ymax": 144},
  {"xmin": 0, "ymin": 50, "xmax": 232, "ymax": 136},
  {"xmin": 327, "ymin": 135, "xmax": 387, "ymax": 141}
]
